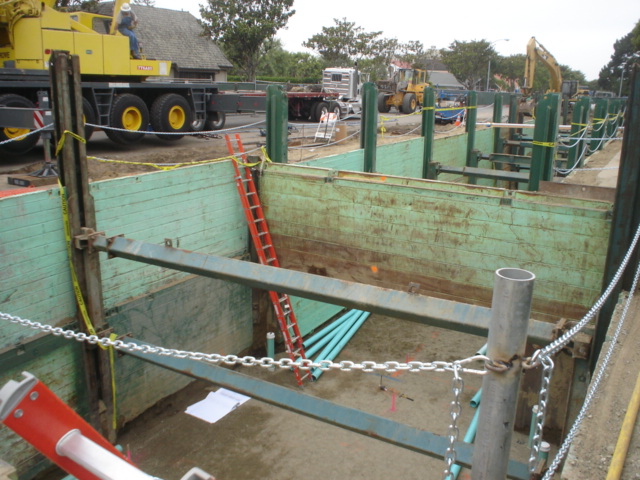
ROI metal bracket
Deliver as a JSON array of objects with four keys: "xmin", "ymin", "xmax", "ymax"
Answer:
[
  {"xmin": 551, "ymin": 318, "xmax": 591, "ymax": 359},
  {"xmin": 73, "ymin": 227, "xmax": 105, "ymax": 252},
  {"xmin": 105, "ymin": 234, "xmax": 124, "ymax": 259},
  {"xmin": 324, "ymin": 170, "xmax": 338, "ymax": 183},
  {"xmin": 408, "ymin": 282, "xmax": 420, "ymax": 294}
]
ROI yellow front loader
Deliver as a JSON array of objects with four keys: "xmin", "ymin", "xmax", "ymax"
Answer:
[{"xmin": 377, "ymin": 67, "xmax": 431, "ymax": 114}]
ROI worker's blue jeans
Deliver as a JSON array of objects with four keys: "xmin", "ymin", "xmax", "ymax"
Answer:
[{"xmin": 119, "ymin": 28, "xmax": 139, "ymax": 57}]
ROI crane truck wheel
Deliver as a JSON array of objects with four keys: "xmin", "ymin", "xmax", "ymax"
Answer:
[
  {"xmin": 377, "ymin": 93, "xmax": 390, "ymax": 113},
  {"xmin": 105, "ymin": 94, "xmax": 149, "ymax": 145},
  {"xmin": 0, "ymin": 94, "xmax": 41, "ymax": 155},
  {"xmin": 401, "ymin": 93, "xmax": 417, "ymax": 114},
  {"xmin": 204, "ymin": 112, "xmax": 226, "ymax": 131},
  {"xmin": 82, "ymin": 97, "xmax": 96, "ymax": 142},
  {"xmin": 151, "ymin": 93, "xmax": 193, "ymax": 141}
]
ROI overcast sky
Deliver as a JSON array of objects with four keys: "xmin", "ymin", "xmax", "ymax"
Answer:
[{"xmin": 153, "ymin": 0, "xmax": 639, "ymax": 81}]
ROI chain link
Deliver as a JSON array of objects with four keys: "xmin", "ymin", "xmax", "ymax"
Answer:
[
  {"xmin": 528, "ymin": 354, "xmax": 554, "ymax": 472},
  {"xmin": 443, "ymin": 362, "xmax": 464, "ymax": 479},
  {"xmin": 0, "ymin": 312, "xmax": 489, "ymax": 376}
]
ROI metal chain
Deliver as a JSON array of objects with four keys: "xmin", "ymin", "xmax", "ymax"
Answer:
[
  {"xmin": 524, "ymin": 220, "xmax": 640, "ymax": 370},
  {"xmin": 443, "ymin": 362, "xmax": 464, "ymax": 479},
  {"xmin": 0, "ymin": 312, "xmax": 489, "ymax": 376},
  {"xmin": 541, "ymin": 256, "xmax": 640, "ymax": 480},
  {"xmin": 527, "ymin": 354, "xmax": 554, "ymax": 472}
]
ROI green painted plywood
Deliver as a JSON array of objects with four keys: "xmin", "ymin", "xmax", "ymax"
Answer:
[{"xmin": 259, "ymin": 165, "xmax": 610, "ymax": 323}]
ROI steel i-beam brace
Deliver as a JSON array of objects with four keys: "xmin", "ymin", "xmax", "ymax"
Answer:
[
  {"xmin": 124, "ymin": 339, "xmax": 530, "ymax": 480},
  {"xmin": 88, "ymin": 233, "xmax": 556, "ymax": 344}
]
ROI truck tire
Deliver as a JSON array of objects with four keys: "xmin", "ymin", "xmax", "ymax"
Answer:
[
  {"xmin": 204, "ymin": 111, "xmax": 225, "ymax": 130},
  {"xmin": 106, "ymin": 94, "xmax": 149, "ymax": 145},
  {"xmin": 151, "ymin": 93, "xmax": 193, "ymax": 141},
  {"xmin": 82, "ymin": 97, "xmax": 96, "ymax": 142},
  {"xmin": 401, "ymin": 93, "xmax": 417, "ymax": 114},
  {"xmin": 377, "ymin": 93, "xmax": 390, "ymax": 113},
  {"xmin": 312, "ymin": 101, "xmax": 329, "ymax": 122},
  {"xmin": 0, "ymin": 94, "xmax": 41, "ymax": 155},
  {"xmin": 328, "ymin": 101, "xmax": 341, "ymax": 119}
]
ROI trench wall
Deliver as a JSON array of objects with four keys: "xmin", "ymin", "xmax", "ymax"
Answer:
[{"xmin": 0, "ymin": 127, "xmax": 611, "ymax": 477}]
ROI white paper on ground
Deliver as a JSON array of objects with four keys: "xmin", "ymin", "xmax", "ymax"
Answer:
[{"xmin": 185, "ymin": 388, "xmax": 251, "ymax": 424}]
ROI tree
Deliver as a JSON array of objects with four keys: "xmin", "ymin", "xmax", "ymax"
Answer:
[
  {"xmin": 199, "ymin": 0, "xmax": 295, "ymax": 81},
  {"xmin": 303, "ymin": 18, "xmax": 382, "ymax": 67},
  {"xmin": 55, "ymin": 0, "xmax": 99, "ymax": 11},
  {"xmin": 440, "ymin": 40, "xmax": 497, "ymax": 90},
  {"xmin": 597, "ymin": 20, "xmax": 640, "ymax": 96},
  {"xmin": 257, "ymin": 38, "xmax": 325, "ymax": 80},
  {"xmin": 132, "ymin": 0, "xmax": 155, "ymax": 6}
]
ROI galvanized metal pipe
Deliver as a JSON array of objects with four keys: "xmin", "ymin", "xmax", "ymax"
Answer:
[{"xmin": 471, "ymin": 268, "xmax": 535, "ymax": 480}]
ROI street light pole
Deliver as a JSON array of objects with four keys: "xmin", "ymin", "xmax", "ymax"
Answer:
[
  {"xmin": 619, "ymin": 62, "xmax": 627, "ymax": 97},
  {"xmin": 486, "ymin": 38, "xmax": 509, "ymax": 91}
]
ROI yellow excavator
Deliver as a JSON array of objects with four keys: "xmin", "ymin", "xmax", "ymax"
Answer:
[{"xmin": 522, "ymin": 36, "xmax": 562, "ymax": 97}]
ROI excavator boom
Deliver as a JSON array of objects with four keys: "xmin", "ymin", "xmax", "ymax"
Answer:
[{"xmin": 522, "ymin": 37, "xmax": 562, "ymax": 96}]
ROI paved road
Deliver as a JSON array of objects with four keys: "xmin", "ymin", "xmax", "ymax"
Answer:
[{"xmin": 0, "ymin": 105, "xmax": 501, "ymax": 174}]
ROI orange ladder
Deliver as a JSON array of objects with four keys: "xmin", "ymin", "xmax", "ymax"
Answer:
[{"xmin": 225, "ymin": 134, "xmax": 310, "ymax": 386}]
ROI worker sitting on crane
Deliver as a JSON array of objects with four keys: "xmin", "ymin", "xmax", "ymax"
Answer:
[{"xmin": 115, "ymin": 3, "xmax": 140, "ymax": 59}]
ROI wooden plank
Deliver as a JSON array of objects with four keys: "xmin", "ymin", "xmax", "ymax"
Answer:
[{"xmin": 538, "ymin": 181, "xmax": 616, "ymax": 203}]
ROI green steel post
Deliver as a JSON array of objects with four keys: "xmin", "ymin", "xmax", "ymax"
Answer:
[
  {"xmin": 361, "ymin": 82, "xmax": 378, "ymax": 172},
  {"xmin": 421, "ymin": 86, "xmax": 435, "ymax": 179},
  {"xmin": 492, "ymin": 93, "xmax": 504, "ymax": 154},
  {"xmin": 528, "ymin": 93, "xmax": 561, "ymax": 191},
  {"xmin": 266, "ymin": 85, "xmax": 288, "ymax": 163},
  {"xmin": 590, "ymin": 99, "xmax": 608, "ymax": 152},
  {"xmin": 606, "ymin": 100, "xmax": 620, "ymax": 137},
  {"xmin": 567, "ymin": 96, "xmax": 591, "ymax": 169},
  {"xmin": 466, "ymin": 90, "xmax": 478, "ymax": 184},
  {"xmin": 508, "ymin": 94, "xmax": 521, "ymax": 156},
  {"xmin": 593, "ymin": 67, "xmax": 640, "ymax": 372}
]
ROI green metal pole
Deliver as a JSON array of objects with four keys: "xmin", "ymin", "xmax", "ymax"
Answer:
[
  {"xmin": 590, "ymin": 98, "xmax": 608, "ymax": 153},
  {"xmin": 492, "ymin": 93, "xmax": 504, "ymax": 154},
  {"xmin": 361, "ymin": 82, "xmax": 378, "ymax": 173},
  {"xmin": 465, "ymin": 90, "xmax": 478, "ymax": 184},
  {"xmin": 592, "ymin": 67, "xmax": 640, "ymax": 373},
  {"xmin": 508, "ymin": 94, "xmax": 521, "ymax": 156},
  {"xmin": 266, "ymin": 85, "xmax": 288, "ymax": 163},
  {"xmin": 528, "ymin": 93, "xmax": 561, "ymax": 191},
  {"xmin": 421, "ymin": 86, "xmax": 435, "ymax": 179},
  {"xmin": 567, "ymin": 96, "xmax": 591, "ymax": 169}
]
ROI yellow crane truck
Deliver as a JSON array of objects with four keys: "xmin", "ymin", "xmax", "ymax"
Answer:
[{"xmin": 0, "ymin": 0, "xmax": 341, "ymax": 156}]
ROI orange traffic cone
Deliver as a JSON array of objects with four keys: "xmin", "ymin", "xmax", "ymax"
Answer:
[{"xmin": 454, "ymin": 113, "xmax": 461, "ymax": 126}]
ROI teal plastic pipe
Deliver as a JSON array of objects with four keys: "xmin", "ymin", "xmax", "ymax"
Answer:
[
  {"xmin": 306, "ymin": 314, "xmax": 358, "ymax": 360},
  {"xmin": 312, "ymin": 312, "xmax": 371, "ymax": 380},
  {"xmin": 476, "ymin": 343, "xmax": 488, "ymax": 356},
  {"xmin": 447, "ymin": 406, "xmax": 481, "ymax": 480},
  {"xmin": 303, "ymin": 310, "xmax": 360, "ymax": 348},
  {"xmin": 470, "ymin": 388, "xmax": 482, "ymax": 408},
  {"xmin": 303, "ymin": 314, "xmax": 358, "ymax": 359}
]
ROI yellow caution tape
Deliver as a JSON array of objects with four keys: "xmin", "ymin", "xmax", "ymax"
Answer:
[
  {"xmin": 55, "ymin": 130, "xmax": 86, "ymax": 156},
  {"xmin": 109, "ymin": 332, "xmax": 118, "ymax": 430},
  {"xmin": 532, "ymin": 141, "xmax": 556, "ymax": 148},
  {"xmin": 57, "ymin": 178, "xmax": 100, "ymax": 339},
  {"xmin": 89, "ymin": 155, "xmax": 233, "ymax": 170}
]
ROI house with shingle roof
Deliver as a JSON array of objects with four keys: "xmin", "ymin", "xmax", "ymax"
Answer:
[{"xmin": 96, "ymin": 2, "xmax": 233, "ymax": 81}]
